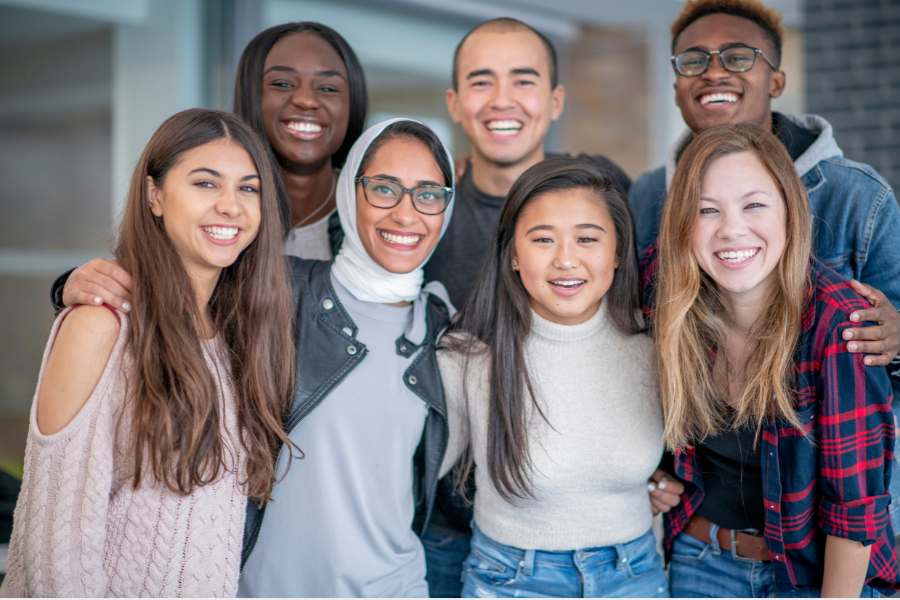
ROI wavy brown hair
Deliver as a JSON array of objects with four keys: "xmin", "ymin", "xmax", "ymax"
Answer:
[
  {"xmin": 447, "ymin": 156, "xmax": 644, "ymax": 502},
  {"xmin": 655, "ymin": 122, "xmax": 811, "ymax": 450},
  {"xmin": 116, "ymin": 108, "xmax": 295, "ymax": 504}
]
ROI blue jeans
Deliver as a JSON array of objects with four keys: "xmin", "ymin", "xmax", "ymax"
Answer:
[
  {"xmin": 669, "ymin": 527, "xmax": 876, "ymax": 598},
  {"xmin": 462, "ymin": 525, "xmax": 669, "ymax": 598},
  {"xmin": 423, "ymin": 529, "xmax": 470, "ymax": 598}
]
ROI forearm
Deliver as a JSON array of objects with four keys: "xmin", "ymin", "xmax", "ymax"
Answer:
[{"xmin": 821, "ymin": 534, "xmax": 871, "ymax": 597}]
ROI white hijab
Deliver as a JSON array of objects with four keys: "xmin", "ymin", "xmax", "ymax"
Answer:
[{"xmin": 331, "ymin": 118, "xmax": 457, "ymax": 343}]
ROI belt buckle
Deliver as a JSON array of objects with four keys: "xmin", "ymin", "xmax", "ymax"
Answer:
[{"xmin": 730, "ymin": 528, "xmax": 762, "ymax": 563}]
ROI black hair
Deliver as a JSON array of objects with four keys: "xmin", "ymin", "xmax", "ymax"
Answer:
[
  {"xmin": 446, "ymin": 156, "xmax": 644, "ymax": 502},
  {"xmin": 357, "ymin": 121, "xmax": 453, "ymax": 188},
  {"xmin": 452, "ymin": 18, "xmax": 558, "ymax": 91},
  {"xmin": 233, "ymin": 22, "xmax": 368, "ymax": 232}
]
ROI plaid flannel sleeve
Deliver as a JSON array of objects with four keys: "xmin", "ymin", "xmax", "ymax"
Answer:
[{"xmin": 816, "ymin": 306, "xmax": 895, "ymax": 544}]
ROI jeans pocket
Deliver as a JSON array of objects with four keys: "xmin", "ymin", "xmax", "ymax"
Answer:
[
  {"xmin": 669, "ymin": 532, "xmax": 714, "ymax": 565},
  {"xmin": 465, "ymin": 547, "xmax": 519, "ymax": 586},
  {"xmin": 623, "ymin": 533, "xmax": 666, "ymax": 580}
]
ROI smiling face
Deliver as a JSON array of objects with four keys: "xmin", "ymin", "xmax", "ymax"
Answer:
[
  {"xmin": 673, "ymin": 13, "xmax": 785, "ymax": 133},
  {"xmin": 260, "ymin": 32, "xmax": 350, "ymax": 170},
  {"xmin": 447, "ymin": 28, "xmax": 564, "ymax": 168},
  {"xmin": 511, "ymin": 188, "xmax": 618, "ymax": 325},
  {"xmin": 148, "ymin": 139, "xmax": 261, "ymax": 287},
  {"xmin": 692, "ymin": 151, "xmax": 786, "ymax": 305},
  {"xmin": 356, "ymin": 137, "xmax": 447, "ymax": 274}
]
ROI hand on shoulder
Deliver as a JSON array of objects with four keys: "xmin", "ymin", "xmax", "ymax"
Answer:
[{"xmin": 37, "ymin": 305, "xmax": 122, "ymax": 435}]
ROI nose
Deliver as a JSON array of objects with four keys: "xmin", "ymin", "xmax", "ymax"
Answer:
[
  {"xmin": 489, "ymin": 78, "xmax": 515, "ymax": 110},
  {"xmin": 290, "ymin": 82, "xmax": 320, "ymax": 110},
  {"xmin": 701, "ymin": 52, "xmax": 731, "ymax": 81},
  {"xmin": 552, "ymin": 239, "xmax": 579, "ymax": 270},
  {"xmin": 389, "ymin": 191, "xmax": 420, "ymax": 227},
  {"xmin": 215, "ymin": 187, "xmax": 243, "ymax": 217},
  {"xmin": 718, "ymin": 208, "xmax": 748, "ymax": 240}
]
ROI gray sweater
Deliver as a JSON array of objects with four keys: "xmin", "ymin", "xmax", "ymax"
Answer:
[{"xmin": 438, "ymin": 303, "xmax": 663, "ymax": 550}]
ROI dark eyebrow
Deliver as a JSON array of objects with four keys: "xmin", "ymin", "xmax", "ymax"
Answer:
[
  {"xmin": 189, "ymin": 167, "xmax": 221, "ymax": 178},
  {"xmin": 466, "ymin": 68, "xmax": 495, "ymax": 80},
  {"xmin": 370, "ymin": 175, "xmax": 445, "ymax": 188},
  {"xmin": 511, "ymin": 68, "xmax": 540, "ymax": 77},
  {"xmin": 263, "ymin": 66, "xmax": 346, "ymax": 80},
  {"xmin": 525, "ymin": 223, "xmax": 605, "ymax": 235},
  {"xmin": 241, "ymin": 174, "xmax": 260, "ymax": 182},
  {"xmin": 683, "ymin": 42, "xmax": 752, "ymax": 53}
]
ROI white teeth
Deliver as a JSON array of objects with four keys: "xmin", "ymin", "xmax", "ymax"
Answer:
[
  {"xmin": 286, "ymin": 121, "xmax": 323, "ymax": 133},
  {"xmin": 550, "ymin": 280, "xmax": 585, "ymax": 288},
  {"xmin": 486, "ymin": 120, "xmax": 523, "ymax": 135},
  {"xmin": 715, "ymin": 248, "xmax": 759, "ymax": 263},
  {"xmin": 700, "ymin": 92, "xmax": 739, "ymax": 106},
  {"xmin": 203, "ymin": 226, "xmax": 239, "ymax": 240},
  {"xmin": 380, "ymin": 231, "xmax": 423, "ymax": 246}
]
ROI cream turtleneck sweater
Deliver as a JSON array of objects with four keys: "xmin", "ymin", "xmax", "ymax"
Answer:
[{"xmin": 438, "ymin": 303, "xmax": 664, "ymax": 551}]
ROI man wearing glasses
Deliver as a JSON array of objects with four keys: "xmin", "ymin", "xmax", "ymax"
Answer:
[
  {"xmin": 630, "ymin": 0, "xmax": 900, "ymax": 374},
  {"xmin": 630, "ymin": 0, "xmax": 900, "ymax": 533}
]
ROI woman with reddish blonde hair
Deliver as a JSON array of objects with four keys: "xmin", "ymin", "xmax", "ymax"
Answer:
[{"xmin": 647, "ymin": 122, "xmax": 898, "ymax": 597}]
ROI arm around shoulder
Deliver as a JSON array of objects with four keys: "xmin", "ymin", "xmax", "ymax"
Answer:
[{"xmin": 37, "ymin": 305, "xmax": 122, "ymax": 436}]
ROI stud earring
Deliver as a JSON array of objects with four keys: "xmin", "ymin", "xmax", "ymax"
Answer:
[{"xmin": 511, "ymin": 258, "xmax": 519, "ymax": 271}]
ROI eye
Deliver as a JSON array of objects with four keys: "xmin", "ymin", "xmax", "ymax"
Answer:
[
  {"xmin": 239, "ymin": 185, "xmax": 259, "ymax": 194},
  {"xmin": 532, "ymin": 237, "xmax": 553, "ymax": 244},
  {"xmin": 745, "ymin": 202, "xmax": 765, "ymax": 209},
  {"xmin": 515, "ymin": 79, "xmax": 536, "ymax": 86},
  {"xmin": 372, "ymin": 184, "xmax": 397, "ymax": 196},
  {"xmin": 318, "ymin": 85, "xmax": 340, "ymax": 93},
  {"xmin": 269, "ymin": 80, "xmax": 292, "ymax": 89},
  {"xmin": 470, "ymin": 79, "xmax": 490, "ymax": 88},
  {"xmin": 195, "ymin": 180, "xmax": 215, "ymax": 189},
  {"xmin": 699, "ymin": 207, "xmax": 718, "ymax": 215},
  {"xmin": 578, "ymin": 236, "xmax": 598, "ymax": 243}
]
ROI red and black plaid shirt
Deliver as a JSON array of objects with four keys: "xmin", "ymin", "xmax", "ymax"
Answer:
[{"xmin": 641, "ymin": 247, "xmax": 898, "ymax": 592}]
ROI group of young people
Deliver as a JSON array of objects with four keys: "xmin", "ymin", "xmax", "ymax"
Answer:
[{"xmin": 2, "ymin": 0, "xmax": 900, "ymax": 597}]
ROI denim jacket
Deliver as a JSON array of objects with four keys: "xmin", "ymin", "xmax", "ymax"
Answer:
[{"xmin": 629, "ymin": 113, "xmax": 900, "ymax": 386}]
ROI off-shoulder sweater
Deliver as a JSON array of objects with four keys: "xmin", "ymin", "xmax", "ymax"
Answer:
[
  {"xmin": 438, "ymin": 304, "xmax": 664, "ymax": 551},
  {"xmin": 0, "ymin": 308, "xmax": 247, "ymax": 598}
]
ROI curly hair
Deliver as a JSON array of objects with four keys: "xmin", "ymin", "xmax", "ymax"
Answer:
[{"xmin": 671, "ymin": 0, "xmax": 785, "ymax": 67}]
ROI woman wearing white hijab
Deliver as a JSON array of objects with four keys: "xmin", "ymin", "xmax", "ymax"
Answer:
[{"xmin": 237, "ymin": 118, "xmax": 457, "ymax": 597}]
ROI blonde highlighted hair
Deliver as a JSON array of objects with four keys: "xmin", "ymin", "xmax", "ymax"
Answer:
[{"xmin": 655, "ymin": 122, "xmax": 811, "ymax": 450}]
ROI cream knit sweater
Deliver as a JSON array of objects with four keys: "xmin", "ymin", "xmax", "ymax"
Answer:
[
  {"xmin": 0, "ymin": 309, "xmax": 247, "ymax": 598},
  {"xmin": 439, "ymin": 303, "xmax": 664, "ymax": 551}
]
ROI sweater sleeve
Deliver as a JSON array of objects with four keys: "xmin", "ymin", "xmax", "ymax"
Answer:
[
  {"xmin": 437, "ymin": 348, "xmax": 470, "ymax": 479},
  {"xmin": 1, "ymin": 309, "xmax": 128, "ymax": 597}
]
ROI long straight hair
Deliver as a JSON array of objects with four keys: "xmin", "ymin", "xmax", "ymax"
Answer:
[
  {"xmin": 655, "ymin": 122, "xmax": 812, "ymax": 450},
  {"xmin": 233, "ymin": 22, "xmax": 368, "ymax": 233},
  {"xmin": 447, "ymin": 156, "xmax": 644, "ymax": 501},
  {"xmin": 116, "ymin": 108, "xmax": 295, "ymax": 504}
]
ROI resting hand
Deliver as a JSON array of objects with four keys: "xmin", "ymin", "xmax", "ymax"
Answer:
[
  {"xmin": 62, "ymin": 258, "xmax": 133, "ymax": 312},
  {"xmin": 648, "ymin": 469, "xmax": 684, "ymax": 515},
  {"xmin": 843, "ymin": 280, "xmax": 900, "ymax": 366}
]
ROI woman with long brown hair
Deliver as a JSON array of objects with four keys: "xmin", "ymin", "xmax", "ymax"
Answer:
[
  {"xmin": 649, "ymin": 122, "xmax": 897, "ymax": 597},
  {"xmin": 0, "ymin": 109, "xmax": 295, "ymax": 597}
]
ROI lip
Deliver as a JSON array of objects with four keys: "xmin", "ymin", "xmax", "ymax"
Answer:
[
  {"xmin": 482, "ymin": 118, "xmax": 525, "ymax": 140},
  {"xmin": 694, "ymin": 87, "xmax": 742, "ymax": 111},
  {"xmin": 377, "ymin": 228, "xmax": 425, "ymax": 252},
  {"xmin": 547, "ymin": 278, "xmax": 587, "ymax": 297},
  {"xmin": 713, "ymin": 246, "xmax": 760, "ymax": 270},
  {"xmin": 201, "ymin": 225, "xmax": 242, "ymax": 246},
  {"xmin": 281, "ymin": 119, "xmax": 326, "ymax": 141}
]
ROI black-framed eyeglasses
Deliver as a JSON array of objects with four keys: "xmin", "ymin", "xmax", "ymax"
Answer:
[
  {"xmin": 355, "ymin": 176, "xmax": 453, "ymax": 215},
  {"xmin": 671, "ymin": 46, "xmax": 777, "ymax": 77}
]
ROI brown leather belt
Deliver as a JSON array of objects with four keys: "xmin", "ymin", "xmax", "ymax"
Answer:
[{"xmin": 684, "ymin": 514, "xmax": 771, "ymax": 562}]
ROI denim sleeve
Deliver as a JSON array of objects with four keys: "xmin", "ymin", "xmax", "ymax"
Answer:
[{"xmin": 859, "ymin": 188, "xmax": 900, "ymax": 307}]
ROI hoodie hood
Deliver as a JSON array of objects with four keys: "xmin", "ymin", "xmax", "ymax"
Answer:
[{"xmin": 664, "ymin": 113, "xmax": 844, "ymax": 191}]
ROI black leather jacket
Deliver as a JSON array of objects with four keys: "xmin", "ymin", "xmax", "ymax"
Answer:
[
  {"xmin": 240, "ymin": 257, "xmax": 452, "ymax": 568},
  {"xmin": 49, "ymin": 253, "xmax": 452, "ymax": 570}
]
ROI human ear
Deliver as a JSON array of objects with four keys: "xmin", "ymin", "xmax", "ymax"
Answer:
[
  {"xmin": 445, "ymin": 88, "xmax": 462, "ymax": 124},
  {"xmin": 146, "ymin": 175, "xmax": 164, "ymax": 217},
  {"xmin": 769, "ymin": 70, "xmax": 786, "ymax": 99},
  {"xmin": 550, "ymin": 85, "xmax": 565, "ymax": 121}
]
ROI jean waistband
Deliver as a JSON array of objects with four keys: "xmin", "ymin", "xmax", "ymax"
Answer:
[{"xmin": 470, "ymin": 523, "xmax": 656, "ymax": 568}]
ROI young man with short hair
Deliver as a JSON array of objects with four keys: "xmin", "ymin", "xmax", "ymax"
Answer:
[{"xmin": 421, "ymin": 18, "xmax": 632, "ymax": 597}]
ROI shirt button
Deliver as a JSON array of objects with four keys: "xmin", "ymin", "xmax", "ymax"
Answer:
[
  {"xmin": 769, "ymin": 504, "xmax": 776, "ymax": 509},
  {"xmin": 400, "ymin": 344, "xmax": 408, "ymax": 352},
  {"xmin": 342, "ymin": 327, "xmax": 352, "ymax": 336},
  {"xmin": 347, "ymin": 345, "xmax": 357, "ymax": 355},
  {"xmin": 408, "ymin": 375, "xmax": 417, "ymax": 385},
  {"xmin": 322, "ymin": 299, "xmax": 334, "ymax": 310}
]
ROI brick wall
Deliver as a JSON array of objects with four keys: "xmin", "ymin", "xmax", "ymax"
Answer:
[{"xmin": 804, "ymin": 0, "xmax": 900, "ymax": 193}]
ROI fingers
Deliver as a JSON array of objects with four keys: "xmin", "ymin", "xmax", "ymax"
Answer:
[
  {"xmin": 647, "ymin": 468, "xmax": 684, "ymax": 513},
  {"xmin": 62, "ymin": 259, "xmax": 133, "ymax": 312},
  {"xmin": 848, "ymin": 279, "xmax": 876, "ymax": 304},
  {"xmin": 649, "ymin": 497, "xmax": 664, "ymax": 515}
]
